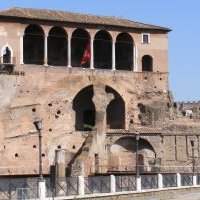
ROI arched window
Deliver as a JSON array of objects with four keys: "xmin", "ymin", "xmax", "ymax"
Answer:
[
  {"xmin": 23, "ymin": 24, "xmax": 44, "ymax": 65},
  {"xmin": 73, "ymin": 85, "xmax": 95, "ymax": 131},
  {"xmin": 106, "ymin": 86, "xmax": 125, "ymax": 129},
  {"xmin": 94, "ymin": 30, "xmax": 112, "ymax": 69},
  {"xmin": 2, "ymin": 46, "xmax": 12, "ymax": 63},
  {"xmin": 116, "ymin": 33, "xmax": 133, "ymax": 70},
  {"xmin": 142, "ymin": 55, "xmax": 153, "ymax": 72},
  {"xmin": 48, "ymin": 27, "xmax": 68, "ymax": 66},
  {"xmin": 71, "ymin": 29, "xmax": 90, "ymax": 68}
]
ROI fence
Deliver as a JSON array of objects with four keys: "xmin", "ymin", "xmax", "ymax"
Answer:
[
  {"xmin": 0, "ymin": 177, "xmax": 38, "ymax": 200},
  {"xmin": 0, "ymin": 174, "xmax": 200, "ymax": 199},
  {"xmin": 44, "ymin": 173, "xmax": 200, "ymax": 199}
]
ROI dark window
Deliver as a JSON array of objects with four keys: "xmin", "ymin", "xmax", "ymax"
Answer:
[
  {"xmin": 48, "ymin": 27, "xmax": 68, "ymax": 66},
  {"xmin": 23, "ymin": 25, "xmax": 44, "ymax": 65},
  {"xmin": 116, "ymin": 33, "xmax": 133, "ymax": 70},
  {"xmin": 94, "ymin": 30, "xmax": 112, "ymax": 69},
  {"xmin": 142, "ymin": 34, "xmax": 150, "ymax": 44},
  {"xmin": 142, "ymin": 55, "xmax": 153, "ymax": 72}
]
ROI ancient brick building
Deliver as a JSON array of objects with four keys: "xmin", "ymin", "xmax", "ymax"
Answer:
[{"xmin": 0, "ymin": 7, "xmax": 199, "ymax": 178}]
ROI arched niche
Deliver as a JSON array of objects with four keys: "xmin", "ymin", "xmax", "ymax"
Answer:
[
  {"xmin": 94, "ymin": 30, "xmax": 112, "ymax": 69},
  {"xmin": 106, "ymin": 86, "xmax": 125, "ymax": 129},
  {"xmin": 48, "ymin": 27, "xmax": 68, "ymax": 66},
  {"xmin": 142, "ymin": 55, "xmax": 153, "ymax": 72},
  {"xmin": 109, "ymin": 137, "xmax": 156, "ymax": 172},
  {"xmin": 23, "ymin": 24, "xmax": 44, "ymax": 65},
  {"xmin": 116, "ymin": 32, "xmax": 133, "ymax": 70},
  {"xmin": 73, "ymin": 85, "xmax": 95, "ymax": 131},
  {"xmin": 71, "ymin": 29, "xmax": 90, "ymax": 68}
]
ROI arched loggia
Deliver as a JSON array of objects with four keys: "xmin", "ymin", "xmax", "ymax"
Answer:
[
  {"xmin": 94, "ymin": 30, "xmax": 112, "ymax": 69},
  {"xmin": 48, "ymin": 27, "xmax": 68, "ymax": 66},
  {"xmin": 23, "ymin": 24, "xmax": 44, "ymax": 65},
  {"xmin": 116, "ymin": 33, "xmax": 133, "ymax": 70},
  {"xmin": 71, "ymin": 29, "xmax": 90, "ymax": 68}
]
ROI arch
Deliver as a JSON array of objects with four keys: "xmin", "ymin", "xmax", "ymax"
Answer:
[
  {"xmin": 142, "ymin": 55, "xmax": 153, "ymax": 72},
  {"xmin": 1, "ymin": 45, "xmax": 12, "ymax": 63},
  {"xmin": 71, "ymin": 29, "xmax": 90, "ymax": 68},
  {"xmin": 109, "ymin": 137, "xmax": 156, "ymax": 172},
  {"xmin": 73, "ymin": 85, "xmax": 95, "ymax": 131},
  {"xmin": 48, "ymin": 27, "xmax": 68, "ymax": 66},
  {"xmin": 106, "ymin": 86, "xmax": 125, "ymax": 129},
  {"xmin": 23, "ymin": 24, "xmax": 44, "ymax": 65},
  {"xmin": 116, "ymin": 33, "xmax": 133, "ymax": 70},
  {"xmin": 94, "ymin": 30, "xmax": 112, "ymax": 69}
]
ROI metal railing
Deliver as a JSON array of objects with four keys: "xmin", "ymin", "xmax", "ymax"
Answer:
[
  {"xmin": 0, "ymin": 177, "xmax": 38, "ymax": 200},
  {"xmin": 84, "ymin": 176, "xmax": 110, "ymax": 194},
  {"xmin": 116, "ymin": 175, "xmax": 136, "ymax": 192},
  {"xmin": 163, "ymin": 174, "xmax": 177, "ymax": 188},
  {"xmin": 141, "ymin": 174, "xmax": 158, "ymax": 190}
]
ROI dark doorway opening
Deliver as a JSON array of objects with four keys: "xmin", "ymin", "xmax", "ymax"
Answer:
[
  {"xmin": 142, "ymin": 55, "xmax": 153, "ymax": 72},
  {"xmin": 94, "ymin": 30, "xmax": 112, "ymax": 69},
  {"xmin": 71, "ymin": 29, "xmax": 90, "ymax": 68},
  {"xmin": 116, "ymin": 33, "xmax": 133, "ymax": 70},
  {"xmin": 73, "ymin": 85, "xmax": 95, "ymax": 131},
  {"xmin": 106, "ymin": 86, "xmax": 125, "ymax": 129},
  {"xmin": 23, "ymin": 24, "xmax": 44, "ymax": 65},
  {"xmin": 48, "ymin": 27, "xmax": 68, "ymax": 66}
]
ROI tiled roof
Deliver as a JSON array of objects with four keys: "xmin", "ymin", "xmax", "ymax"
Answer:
[{"xmin": 0, "ymin": 7, "xmax": 171, "ymax": 32}]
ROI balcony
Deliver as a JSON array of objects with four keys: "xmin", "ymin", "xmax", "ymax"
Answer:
[{"xmin": 0, "ymin": 57, "xmax": 16, "ymax": 74}]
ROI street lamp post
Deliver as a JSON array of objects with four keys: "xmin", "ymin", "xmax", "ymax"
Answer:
[
  {"xmin": 191, "ymin": 140, "xmax": 195, "ymax": 175},
  {"xmin": 33, "ymin": 119, "xmax": 43, "ymax": 180},
  {"xmin": 136, "ymin": 133, "xmax": 140, "ymax": 178}
]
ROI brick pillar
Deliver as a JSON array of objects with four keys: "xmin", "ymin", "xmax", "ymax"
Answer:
[
  {"xmin": 110, "ymin": 175, "xmax": 116, "ymax": 193},
  {"xmin": 38, "ymin": 180, "xmax": 46, "ymax": 200},
  {"xmin": 158, "ymin": 174, "xmax": 163, "ymax": 189}
]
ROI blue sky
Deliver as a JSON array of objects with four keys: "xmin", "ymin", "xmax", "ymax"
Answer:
[{"xmin": 0, "ymin": 0, "xmax": 199, "ymax": 101}]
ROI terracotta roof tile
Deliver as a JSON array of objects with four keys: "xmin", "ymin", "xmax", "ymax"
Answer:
[{"xmin": 0, "ymin": 7, "xmax": 171, "ymax": 32}]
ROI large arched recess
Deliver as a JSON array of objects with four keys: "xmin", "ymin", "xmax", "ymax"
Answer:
[
  {"xmin": 23, "ymin": 24, "xmax": 44, "ymax": 65},
  {"xmin": 116, "ymin": 33, "xmax": 133, "ymax": 70},
  {"xmin": 73, "ymin": 85, "xmax": 95, "ymax": 131},
  {"xmin": 94, "ymin": 30, "xmax": 112, "ymax": 69},
  {"xmin": 48, "ymin": 27, "xmax": 68, "ymax": 66},
  {"xmin": 71, "ymin": 29, "xmax": 90, "ymax": 68},
  {"xmin": 106, "ymin": 86, "xmax": 125, "ymax": 129},
  {"xmin": 109, "ymin": 137, "xmax": 156, "ymax": 172}
]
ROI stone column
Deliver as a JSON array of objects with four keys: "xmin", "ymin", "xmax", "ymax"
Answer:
[
  {"xmin": 68, "ymin": 32, "xmax": 72, "ymax": 68},
  {"xmin": 92, "ymin": 85, "xmax": 114, "ymax": 173},
  {"xmin": 44, "ymin": 32, "xmax": 48, "ymax": 66},
  {"xmin": 134, "ymin": 46, "xmax": 138, "ymax": 72},
  {"xmin": 112, "ymin": 38, "xmax": 116, "ymax": 71},
  {"xmin": 90, "ymin": 35, "xmax": 94, "ymax": 69},
  {"xmin": 20, "ymin": 33, "xmax": 24, "ymax": 65}
]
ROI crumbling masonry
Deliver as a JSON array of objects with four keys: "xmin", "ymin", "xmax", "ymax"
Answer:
[{"xmin": 0, "ymin": 7, "xmax": 199, "ymax": 179}]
